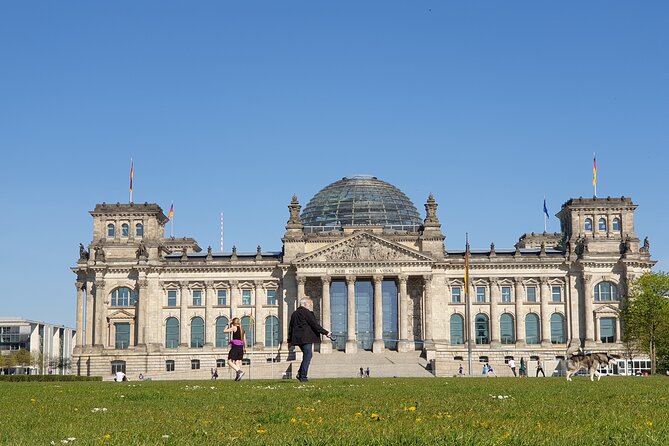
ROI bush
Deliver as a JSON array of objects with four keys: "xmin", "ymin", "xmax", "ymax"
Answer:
[{"xmin": 0, "ymin": 375, "xmax": 102, "ymax": 382}]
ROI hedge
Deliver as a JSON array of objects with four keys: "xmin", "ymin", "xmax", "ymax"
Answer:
[{"xmin": 0, "ymin": 375, "xmax": 102, "ymax": 382}]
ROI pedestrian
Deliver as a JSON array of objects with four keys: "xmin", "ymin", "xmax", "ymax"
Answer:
[
  {"xmin": 138, "ymin": 373, "xmax": 144, "ymax": 381},
  {"xmin": 360, "ymin": 367, "xmax": 364, "ymax": 378},
  {"xmin": 482, "ymin": 363, "xmax": 488, "ymax": 376},
  {"xmin": 287, "ymin": 297, "xmax": 333, "ymax": 383},
  {"xmin": 536, "ymin": 358, "xmax": 545, "ymax": 377},
  {"xmin": 458, "ymin": 364, "xmax": 464, "ymax": 377},
  {"xmin": 365, "ymin": 367, "xmax": 370, "ymax": 378},
  {"xmin": 487, "ymin": 363, "xmax": 497, "ymax": 377},
  {"xmin": 211, "ymin": 367, "xmax": 219, "ymax": 380},
  {"xmin": 508, "ymin": 358, "xmax": 517, "ymax": 377},
  {"xmin": 519, "ymin": 357, "xmax": 527, "ymax": 377},
  {"xmin": 114, "ymin": 370, "xmax": 127, "ymax": 382},
  {"xmin": 224, "ymin": 317, "xmax": 246, "ymax": 381}
]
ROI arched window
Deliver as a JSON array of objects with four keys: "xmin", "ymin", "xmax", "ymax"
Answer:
[
  {"xmin": 111, "ymin": 287, "xmax": 136, "ymax": 307},
  {"xmin": 598, "ymin": 218, "xmax": 607, "ymax": 231},
  {"xmin": 525, "ymin": 313, "xmax": 540, "ymax": 344},
  {"xmin": 594, "ymin": 282, "xmax": 619, "ymax": 302},
  {"xmin": 475, "ymin": 314, "xmax": 489, "ymax": 345},
  {"xmin": 215, "ymin": 316, "xmax": 229, "ymax": 348},
  {"xmin": 165, "ymin": 317, "xmax": 179, "ymax": 348},
  {"xmin": 600, "ymin": 317, "xmax": 616, "ymax": 343},
  {"xmin": 190, "ymin": 317, "xmax": 204, "ymax": 348},
  {"xmin": 241, "ymin": 316, "xmax": 254, "ymax": 347},
  {"xmin": 612, "ymin": 218, "xmax": 621, "ymax": 231},
  {"xmin": 121, "ymin": 223, "xmax": 129, "ymax": 237},
  {"xmin": 107, "ymin": 223, "xmax": 115, "ymax": 237},
  {"xmin": 135, "ymin": 223, "xmax": 144, "ymax": 237},
  {"xmin": 500, "ymin": 313, "xmax": 515, "ymax": 344},
  {"xmin": 584, "ymin": 218, "xmax": 593, "ymax": 232},
  {"xmin": 450, "ymin": 314, "xmax": 464, "ymax": 345},
  {"xmin": 550, "ymin": 313, "xmax": 565, "ymax": 344},
  {"xmin": 265, "ymin": 316, "xmax": 279, "ymax": 347}
]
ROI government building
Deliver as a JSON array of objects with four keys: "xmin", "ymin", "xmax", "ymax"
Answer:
[{"xmin": 71, "ymin": 176, "xmax": 655, "ymax": 378}]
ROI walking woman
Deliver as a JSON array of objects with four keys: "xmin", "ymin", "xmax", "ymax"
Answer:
[{"xmin": 224, "ymin": 318, "xmax": 246, "ymax": 381}]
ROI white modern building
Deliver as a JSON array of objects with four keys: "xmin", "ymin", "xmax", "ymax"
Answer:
[{"xmin": 0, "ymin": 317, "xmax": 76, "ymax": 374}]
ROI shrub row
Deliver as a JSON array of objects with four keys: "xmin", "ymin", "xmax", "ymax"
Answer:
[{"xmin": 0, "ymin": 375, "xmax": 102, "ymax": 382}]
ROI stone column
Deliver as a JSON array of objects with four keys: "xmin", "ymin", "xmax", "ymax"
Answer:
[
  {"xmin": 254, "ymin": 280, "xmax": 264, "ymax": 349},
  {"xmin": 320, "ymin": 276, "xmax": 332, "ymax": 354},
  {"xmin": 75, "ymin": 281, "xmax": 85, "ymax": 352},
  {"xmin": 204, "ymin": 281, "xmax": 215, "ymax": 348},
  {"xmin": 372, "ymin": 275, "xmax": 384, "ymax": 352},
  {"xmin": 136, "ymin": 278, "xmax": 149, "ymax": 348},
  {"xmin": 230, "ymin": 280, "xmax": 239, "ymax": 321},
  {"xmin": 296, "ymin": 276, "xmax": 306, "ymax": 301},
  {"xmin": 583, "ymin": 274, "xmax": 595, "ymax": 348},
  {"xmin": 423, "ymin": 275, "xmax": 433, "ymax": 343},
  {"xmin": 489, "ymin": 279, "xmax": 500, "ymax": 347},
  {"xmin": 540, "ymin": 278, "xmax": 551, "ymax": 346},
  {"xmin": 94, "ymin": 277, "xmax": 106, "ymax": 348},
  {"xmin": 85, "ymin": 282, "xmax": 94, "ymax": 347},
  {"xmin": 345, "ymin": 275, "xmax": 357, "ymax": 353},
  {"xmin": 179, "ymin": 281, "xmax": 189, "ymax": 348},
  {"xmin": 514, "ymin": 277, "xmax": 525, "ymax": 346},
  {"xmin": 616, "ymin": 317, "xmax": 621, "ymax": 343},
  {"xmin": 567, "ymin": 274, "xmax": 580, "ymax": 348},
  {"xmin": 397, "ymin": 275, "xmax": 410, "ymax": 352}
]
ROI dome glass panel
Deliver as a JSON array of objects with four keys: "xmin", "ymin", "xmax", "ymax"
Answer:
[{"xmin": 301, "ymin": 176, "xmax": 422, "ymax": 233}]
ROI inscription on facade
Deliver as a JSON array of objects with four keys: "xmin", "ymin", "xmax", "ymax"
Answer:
[{"xmin": 329, "ymin": 268, "xmax": 401, "ymax": 275}]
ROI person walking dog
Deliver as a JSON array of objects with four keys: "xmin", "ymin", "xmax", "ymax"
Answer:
[{"xmin": 288, "ymin": 297, "xmax": 334, "ymax": 382}]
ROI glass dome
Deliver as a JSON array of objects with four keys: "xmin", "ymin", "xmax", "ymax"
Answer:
[{"xmin": 301, "ymin": 175, "xmax": 422, "ymax": 233}]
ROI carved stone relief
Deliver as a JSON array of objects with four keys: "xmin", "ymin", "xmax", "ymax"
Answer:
[{"xmin": 324, "ymin": 237, "xmax": 403, "ymax": 261}]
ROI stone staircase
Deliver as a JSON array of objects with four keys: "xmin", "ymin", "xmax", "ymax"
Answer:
[{"xmin": 133, "ymin": 350, "xmax": 434, "ymax": 381}]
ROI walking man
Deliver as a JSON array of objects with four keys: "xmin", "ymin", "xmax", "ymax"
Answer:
[
  {"xmin": 536, "ymin": 358, "xmax": 545, "ymax": 377},
  {"xmin": 508, "ymin": 358, "xmax": 517, "ymax": 377},
  {"xmin": 288, "ymin": 297, "xmax": 333, "ymax": 382}
]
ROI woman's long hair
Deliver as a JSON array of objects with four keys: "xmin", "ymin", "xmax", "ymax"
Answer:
[{"xmin": 232, "ymin": 317, "xmax": 245, "ymax": 340}]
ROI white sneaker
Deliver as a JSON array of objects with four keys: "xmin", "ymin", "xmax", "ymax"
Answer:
[{"xmin": 236, "ymin": 370, "xmax": 245, "ymax": 381}]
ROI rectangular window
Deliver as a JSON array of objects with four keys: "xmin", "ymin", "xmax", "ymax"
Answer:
[
  {"xmin": 267, "ymin": 289, "xmax": 277, "ymax": 305},
  {"xmin": 216, "ymin": 359, "xmax": 226, "ymax": 368},
  {"xmin": 451, "ymin": 287, "xmax": 461, "ymax": 303},
  {"xmin": 217, "ymin": 290, "xmax": 227, "ymax": 305},
  {"xmin": 526, "ymin": 286, "xmax": 537, "ymax": 302},
  {"xmin": 600, "ymin": 318, "xmax": 616, "ymax": 343},
  {"xmin": 551, "ymin": 286, "xmax": 562, "ymax": 302},
  {"xmin": 501, "ymin": 287, "xmax": 511, "ymax": 303},
  {"xmin": 192, "ymin": 289, "xmax": 202, "ymax": 306},
  {"xmin": 476, "ymin": 287, "xmax": 486, "ymax": 303},
  {"xmin": 165, "ymin": 360, "xmax": 175, "ymax": 372},
  {"xmin": 191, "ymin": 359, "xmax": 200, "ymax": 370},
  {"xmin": 242, "ymin": 289, "xmax": 252, "ymax": 305},
  {"xmin": 115, "ymin": 323, "xmax": 130, "ymax": 349},
  {"xmin": 167, "ymin": 290, "xmax": 177, "ymax": 307}
]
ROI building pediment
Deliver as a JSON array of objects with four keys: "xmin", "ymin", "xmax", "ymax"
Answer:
[
  {"xmin": 594, "ymin": 304, "xmax": 619, "ymax": 316},
  {"xmin": 295, "ymin": 232, "xmax": 434, "ymax": 265},
  {"xmin": 108, "ymin": 309, "xmax": 135, "ymax": 320}
]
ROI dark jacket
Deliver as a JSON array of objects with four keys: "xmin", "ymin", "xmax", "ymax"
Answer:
[{"xmin": 288, "ymin": 306, "xmax": 329, "ymax": 345}]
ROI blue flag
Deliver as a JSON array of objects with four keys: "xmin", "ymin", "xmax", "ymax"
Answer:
[{"xmin": 543, "ymin": 198, "xmax": 549, "ymax": 219}]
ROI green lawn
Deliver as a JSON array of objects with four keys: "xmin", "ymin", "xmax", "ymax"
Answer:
[{"xmin": 1, "ymin": 376, "xmax": 667, "ymax": 445}]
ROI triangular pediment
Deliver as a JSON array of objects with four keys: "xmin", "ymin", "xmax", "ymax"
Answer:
[
  {"xmin": 108, "ymin": 309, "xmax": 135, "ymax": 320},
  {"xmin": 295, "ymin": 232, "xmax": 434, "ymax": 264},
  {"xmin": 594, "ymin": 304, "xmax": 620, "ymax": 315}
]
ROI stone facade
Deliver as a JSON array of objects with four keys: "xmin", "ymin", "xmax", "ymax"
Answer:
[{"xmin": 72, "ymin": 191, "xmax": 655, "ymax": 379}]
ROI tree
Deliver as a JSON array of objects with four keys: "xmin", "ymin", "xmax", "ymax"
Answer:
[
  {"xmin": 620, "ymin": 272, "xmax": 669, "ymax": 374},
  {"xmin": 13, "ymin": 349, "xmax": 32, "ymax": 367}
]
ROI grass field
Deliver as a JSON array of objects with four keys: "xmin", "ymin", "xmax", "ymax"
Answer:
[{"xmin": 1, "ymin": 376, "xmax": 668, "ymax": 445}]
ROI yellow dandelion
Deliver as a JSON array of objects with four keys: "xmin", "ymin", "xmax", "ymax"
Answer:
[
  {"xmin": 371, "ymin": 413, "xmax": 380, "ymax": 421},
  {"xmin": 409, "ymin": 406, "xmax": 416, "ymax": 412},
  {"xmin": 290, "ymin": 418, "xmax": 297, "ymax": 423},
  {"xmin": 256, "ymin": 429, "xmax": 266, "ymax": 434},
  {"xmin": 30, "ymin": 398, "xmax": 36, "ymax": 403},
  {"xmin": 355, "ymin": 412, "xmax": 363, "ymax": 417},
  {"xmin": 415, "ymin": 418, "xmax": 423, "ymax": 423},
  {"xmin": 645, "ymin": 420, "xmax": 653, "ymax": 428}
]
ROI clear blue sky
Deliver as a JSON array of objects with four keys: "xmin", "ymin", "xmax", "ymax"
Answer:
[{"xmin": 1, "ymin": 2, "xmax": 667, "ymax": 327}]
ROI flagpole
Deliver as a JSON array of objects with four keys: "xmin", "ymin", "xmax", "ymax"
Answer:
[
  {"xmin": 593, "ymin": 153, "xmax": 597, "ymax": 198},
  {"xmin": 129, "ymin": 158, "xmax": 134, "ymax": 204},
  {"xmin": 544, "ymin": 196, "xmax": 547, "ymax": 232},
  {"xmin": 465, "ymin": 233, "xmax": 472, "ymax": 376}
]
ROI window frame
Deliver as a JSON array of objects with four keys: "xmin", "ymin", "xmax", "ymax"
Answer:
[
  {"xmin": 167, "ymin": 290, "xmax": 177, "ymax": 307},
  {"xmin": 600, "ymin": 317, "xmax": 616, "ymax": 343},
  {"xmin": 114, "ymin": 322, "xmax": 130, "ymax": 349},
  {"xmin": 476, "ymin": 286, "xmax": 486, "ymax": 303},
  {"xmin": 241, "ymin": 289, "xmax": 252, "ymax": 306},
  {"xmin": 266, "ymin": 289, "xmax": 277, "ymax": 306},
  {"xmin": 107, "ymin": 223, "xmax": 115, "ymax": 237},
  {"xmin": 217, "ymin": 289, "xmax": 227, "ymax": 306},
  {"xmin": 190, "ymin": 317, "xmax": 205, "ymax": 348},
  {"xmin": 526, "ymin": 286, "xmax": 537, "ymax": 303},
  {"xmin": 598, "ymin": 218, "xmax": 607, "ymax": 231},
  {"xmin": 501, "ymin": 286, "xmax": 511, "ymax": 303},
  {"xmin": 192, "ymin": 289, "xmax": 202, "ymax": 306},
  {"xmin": 551, "ymin": 286, "xmax": 562, "ymax": 303},
  {"xmin": 165, "ymin": 360, "xmax": 175, "ymax": 372},
  {"xmin": 451, "ymin": 287, "xmax": 461, "ymax": 303},
  {"xmin": 584, "ymin": 218, "xmax": 593, "ymax": 232}
]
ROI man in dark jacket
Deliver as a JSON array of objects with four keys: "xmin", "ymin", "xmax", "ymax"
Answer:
[{"xmin": 288, "ymin": 298, "xmax": 332, "ymax": 382}]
